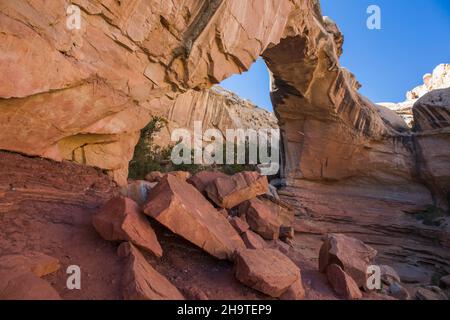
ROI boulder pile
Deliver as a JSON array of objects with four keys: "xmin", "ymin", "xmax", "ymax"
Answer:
[{"xmin": 92, "ymin": 170, "xmax": 304, "ymax": 300}]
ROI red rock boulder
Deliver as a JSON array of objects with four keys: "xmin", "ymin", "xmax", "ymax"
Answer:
[
  {"xmin": 145, "ymin": 171, "xmax": 164, "ymax": 183},
  {"xmin": 143, "ymin": 175, "xmax": 245, "ymax": 260},
  {"xmin": 93, "ymin": 196, "xmax": 163, "ymax": 258},
  {"xmin": 187, "ymin": 171, "xmax": 228, "ymax": 194},
  {"xmin": 326, "ymin": 264, "xmax": 362, "ymax": 300},
  {"xmin": 229, "ymin": 216, "xmax": 250, "ymax": 234},
  {"xmin": 241, "ymin": 230, "xmax": 267, "ymax": 249},
  {"xmin": 233, "ymin": 248, "xmax": 303, "ymax": 298},
  {"xmin": 205, "ymin": 171, "xmax": 269, "ymax": 209},
  {"xmin": 319, "ymin": 233, "xmax": 377, "ymax": 288},
  {"xmin": 239, "ymin": 198, "xmax": 281, "ymax": 240},
  {"xmin": 118, "ymin": 242, "xmax": 184, "ymax": 300}
]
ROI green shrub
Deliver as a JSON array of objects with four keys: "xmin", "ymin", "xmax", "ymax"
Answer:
[
  {"xmin": 414, "ymin": 205, "xmax": 446, "ymax": 226},
  {"xmin": 129, "ymin": 116, "xmax": 279, "ymax": 179}
]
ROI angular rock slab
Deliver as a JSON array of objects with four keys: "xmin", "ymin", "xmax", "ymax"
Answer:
[
  {"xmin": 242, "ymin": 230, "xmax": 268, "ymax": 250},
  {"xmin": 234, "ymin": 248, "xmax": 302, "ymax": 298},
  {"xmin": 205, "ymin": 172, "xmax": 269, "ymax": 209},
  {"xmin": 118, "ymin": 242, "xmax": 184, "ymax": 300},
  {"xmin": 326, "ymin": 264, "xmax": 362, "ymax": 300},
  {"xmin": 93, "ymin": 196, "xmax": 163, "ymax": 257},
  {"xmin": 319, "ymin": 233, "xmax": 377, "ymax": 288},
  {"xmin": 144, "ymin": 175, "xmax": 245, "ymax": 260},
  {"xmin": 280, "ymin": 278, "xmax": 306, "ymax": 300},
  {"xmin": 188, "ymin": 171, "xmax": 229, "ymax": 194},
  {"xmin": 239, "ymin": 198, "xmax": 281, "ymax": 240}
]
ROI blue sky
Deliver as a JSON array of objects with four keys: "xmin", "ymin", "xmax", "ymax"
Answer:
[{"xmin": 220, "ymin": 0, "xmax": 450, "ymax": 111}]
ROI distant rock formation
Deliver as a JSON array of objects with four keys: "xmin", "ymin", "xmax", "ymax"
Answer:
[
  {"xmin": 413, "ymin": 88, "xmax": 450, "ymax": 211},
  {"xmin": 154, "ymin": 86, "xmax": 278, "ymax": 147},
  {"xmin": 379, "ymin": 64, "xmax": 450, "ymax": 127}
]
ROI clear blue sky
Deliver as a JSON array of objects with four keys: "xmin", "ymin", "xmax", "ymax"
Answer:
[{"xmin": 220, "ymin": 0, "xmax": 450, "ymax": 111}]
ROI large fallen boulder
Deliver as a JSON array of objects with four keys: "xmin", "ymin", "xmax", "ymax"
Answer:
[
  {"xmin": 143, "ymin": 175, "xmax": 245, "ymax": 260},
  {"xmin": 260, "ymin": 197, "xmax": 295, "ymax": 227},
  {"xmin": 92, "ymin": 196, "xmax": 163, "ymax": 258},
  {"xmin": 319, "ymin": 234, "xmax": 377, "ymax": 288},
  {"xmin": 239, "ymin": 199, "xmax": 281, "ymax": 240},
  {"xmin": 205, "ymin": 172, "xmax": 269, "ymax": 209},
  {"xmin": 187, "ymin": 171, "xmax": 229, "ymax": 194},
  {"xmin": 118, "ymin": 242, "xmax": 184, "ymax": 300},
  {"xmin": 233, "ymin": 248, "xmax": 303, "ymax": 298},
  {"xmin": 326, "ymin": 264, "xmax": 362, "ymax": 300}
]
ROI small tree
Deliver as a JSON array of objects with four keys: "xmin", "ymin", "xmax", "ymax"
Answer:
[{"xmin": 128, "ymin": 116, "xmax": 169, "ymax": 179}]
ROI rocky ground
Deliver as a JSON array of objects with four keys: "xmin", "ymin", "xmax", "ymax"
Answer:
[{"xmin": 1, "ymin": 151, "xmax": 449, "ymax": 300}]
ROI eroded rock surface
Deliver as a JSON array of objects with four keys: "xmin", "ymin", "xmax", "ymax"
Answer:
[
  {"xmin": 205, "ymin": 172, "xmax": 269, "ymax": 209},
  {"xmin": 233, "ymin": 248, "xmax": 303, "ymax": 298},
  {"xmin": 92, "ymin": 196, "xmax": 163, "ymax": 257},
  {"xmin": 143, "ymin": 174, "xmax": 245, "ymax": 260},
  {"xmin": 118, "ymin": 242, "xmax": 184, "ymax": 300},
  {"xmin": 0, "ymin": 0, "xmax": 294, "ymax": 185},
  {"xmin": 319, "ymin": 234, "xmax": 377, "ymax": 288}
]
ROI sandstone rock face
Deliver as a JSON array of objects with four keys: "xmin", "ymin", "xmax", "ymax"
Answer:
[
  {"xmin": 261, "ymin": 8, "xmax": 432, "ymax": 212},
  {"xmin": 414, "ymin": 88, "xmax": 450, "ymax": 131},
  {"xmin": 326, "ymin": 264, "xmax": 362, "ymax": 300},
  {"xmin": 319, "ymin": 234, "xmax": 377, "ymax": 288},
  {"xmin": 413, "ymin": 88, "xmax": 450, "ymax": 211},
  {"xmin": 156, "ymin": 86, "xmax": 278, "ymax": 147},
  {"xmin": 92, "ymin": 196, "xmax": 163, "ymax": 257},
  {"xmin": 205, "ymin": 172, "xmax": 269, "ymax": 209},
  {"xmin": 143, "ymin": 174, "xmax": 245, "ymax": 260},
  {"xmin": 118, "ymin": 242, "xmax": 184, "ymax": 300},
  {"xmin": 415, "ymin": 286, "xmax": 448, "ymax": 300},
  {"xmin": 408, "ymin": 64, "xmax": 450, "ymax": 100},
  {"xmin": 0, "ymin": 0, "xmax": 295, "ymax": 185},
  {"xmin": 233, "ymin": 248, "xmax": 302, "ymax": 298}
]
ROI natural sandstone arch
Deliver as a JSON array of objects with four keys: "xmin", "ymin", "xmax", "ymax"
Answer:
[
  {"xmin": 0, "ymin": 0, "xmax": 296, "ymax": 185},
  {"xmin": 0, "ymin": 0, "xmax": 435, "ymax": 207}
]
